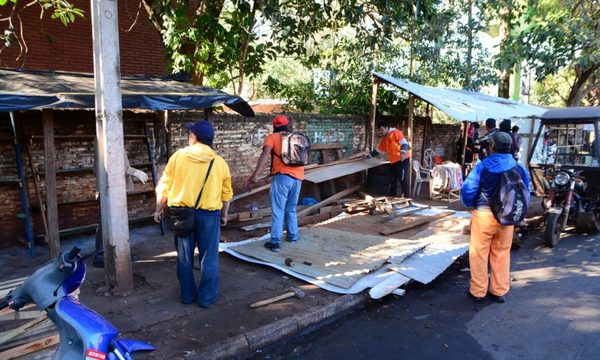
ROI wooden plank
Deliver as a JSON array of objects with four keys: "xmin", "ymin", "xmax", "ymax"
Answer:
[
  {"xmin": 304, "ymin": 158, "xmax": 387, "ymax": 183},
  {"xmin": 0, "ymin": 334, "xmax": 59, "ymax": 360},
  {"xmin": 231, "ymin": 182, "xmax": 271, "ymax": 202},
  {"xmin": 368, "ymin": 272, "xmax": 411, "ymax": 299},
  {"xmin": 21, "ymin": 116, "xmax": 49, "ymax": 244},
  {"xmin": 0, "ymin": 310, "xmax": 44, "ymax": 322},
  {"xmin": 379, "ymin": 212, "xmax": 454, "ymax": 236},
  {"xmin": 297, "ymin": 185, "xmax": 361, "ymax": 217},
  {"xmin": 0, "ymin": 315, "xmax": 50, "ymax": 346},
  {"xmin": 311, "ymin": 143, "xmax": 344, "ymax": 150},
  {"xmin": 43, "ymin": 109, "xmax": 60, "ymax": 257},
  {"xmin": 382, "ymin": 206, "xmax": 431, "ymax": 224}
]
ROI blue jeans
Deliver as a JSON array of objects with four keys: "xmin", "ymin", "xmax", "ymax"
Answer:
[
  {"xmin": 175, "ymin": 210, "xmax": 220, "ymax": 307},
  {"xmin": 270, "ymin": 174, "xmax": 301, "ymax": 244}
]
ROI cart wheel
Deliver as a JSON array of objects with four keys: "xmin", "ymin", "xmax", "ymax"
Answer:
[{"xmin": 544, "ymin": 213, "xmax": 563, "ymax": 248}]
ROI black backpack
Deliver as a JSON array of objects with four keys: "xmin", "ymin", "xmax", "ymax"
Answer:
[
  {"xmin": 484, "ymin": 166, "xmax": 529, "ymax": 225},
  {"xmin": 278, "ymin": 131, "xmax": 311, "ymax": 166}
]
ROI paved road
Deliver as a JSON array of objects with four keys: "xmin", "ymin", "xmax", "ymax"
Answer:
[{"xmin": 251, "ymin": 231, "xmax": 600, "ymax": 360}]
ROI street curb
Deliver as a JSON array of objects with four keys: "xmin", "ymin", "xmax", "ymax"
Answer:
[{"xmin": 184, "ymin": 293, "xmax": 368, "ymax": 359}]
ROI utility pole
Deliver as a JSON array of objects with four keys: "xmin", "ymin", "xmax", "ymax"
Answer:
[{"xmin": 91, "ymin": 0, "xmax": 133, "ymax": 294}]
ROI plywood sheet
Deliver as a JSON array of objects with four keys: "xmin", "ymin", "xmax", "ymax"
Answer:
[
  {"xmin": 304, "ymin": 158, "xmax": 388, "ymax": 183},
  {"xmin": 229, "ymin": 227, "xmax": 427, "ymax": 289}
]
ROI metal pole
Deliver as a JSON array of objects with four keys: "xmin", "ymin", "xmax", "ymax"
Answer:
[{"xmin": 91, "ymin": 0, "xmax": 133, "ymax": 294}]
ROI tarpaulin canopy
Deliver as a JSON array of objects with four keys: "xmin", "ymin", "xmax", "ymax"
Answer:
[
  {"xmin": 0, "ymin": 68, "xmax": 255, "ymax": 117},
  {"xmin": 372, "ymin": 71, "xmax": 546, "ymax": 122}
]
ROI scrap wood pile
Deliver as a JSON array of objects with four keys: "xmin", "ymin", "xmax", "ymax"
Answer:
[
  {"xmin": 226, "ymin": 149, "xmax": 378, "ymax": 231},
  {"xmin": 0, "ymin": 279, "xmax": 66, "ymax": 359}
]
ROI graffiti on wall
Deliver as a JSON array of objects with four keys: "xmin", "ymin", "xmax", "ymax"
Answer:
[{"xmin": 306, "ymin": 119, "xmax": 355, "ymax": 153}]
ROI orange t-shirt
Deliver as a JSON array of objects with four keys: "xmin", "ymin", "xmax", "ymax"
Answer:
[
  {"xmin": 264, "ymin": 132, "xmax": 305, "ymax": 180},
  {"xmin": 377, "ymin": 128, "xmax": 411, "ymax": 164}
]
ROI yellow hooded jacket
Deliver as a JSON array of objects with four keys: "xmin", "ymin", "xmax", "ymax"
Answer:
[{"xmin": 156, "ymin": 143, "xmax": 233, "ymax": 210}]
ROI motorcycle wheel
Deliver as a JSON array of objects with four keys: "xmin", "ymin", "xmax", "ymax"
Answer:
[{"xmin": 544, "ymin": 213, "xmax": 563, "ymax": 248}]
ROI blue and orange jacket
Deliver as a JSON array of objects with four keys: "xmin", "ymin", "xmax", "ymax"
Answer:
[{"xmin": 461, "ymin": 153, "xmax": 531, "ymax": 209}]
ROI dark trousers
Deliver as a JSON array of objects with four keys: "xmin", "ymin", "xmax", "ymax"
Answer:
[
  {"xmin": 175, "ymin": 210, "xmax": 221, "ymax": 307},
  {"xmin": 389, "ymin": 158, "xmax": 410, "ymax": 197}
]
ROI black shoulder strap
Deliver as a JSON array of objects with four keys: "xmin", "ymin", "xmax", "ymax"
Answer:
[{"xmin": 194, "ymin": 158, "xmax": 215, "ymax": 209}]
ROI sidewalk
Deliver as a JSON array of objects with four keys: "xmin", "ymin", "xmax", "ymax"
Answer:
[{"xmin": 2, "ymin": 224, "xmax": 370, "ymax": 360}]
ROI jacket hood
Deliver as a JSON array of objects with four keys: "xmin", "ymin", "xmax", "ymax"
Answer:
[
  {"xmin": 482, "ymin": 153, "xmax": 517, "ymax": 173},
  {"xmin": 182, "ymin": 143, "xmax": 216, "ymax": 163}
]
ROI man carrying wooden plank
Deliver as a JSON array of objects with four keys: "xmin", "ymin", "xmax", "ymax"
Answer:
[
  {"xmin": 369, "ymin": 121, "xmax": 411, "ymax": 197},
  {"xmin": 249, "ymin": 116, "xmax": 307, "ymax": 252}
]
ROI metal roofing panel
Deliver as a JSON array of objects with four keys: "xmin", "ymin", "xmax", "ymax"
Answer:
[
  {"xmin": 372, "ymin": 71, "xmax": 546, "ymax": 122},
  {"xmin": 540, "ymin": 106, "xmax": 600, "ymax": 120}
]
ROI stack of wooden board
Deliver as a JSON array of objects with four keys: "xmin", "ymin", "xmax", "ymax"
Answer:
[{"xmin": 0, "ymin": 278, "xmax": 72, "ymax": 359}]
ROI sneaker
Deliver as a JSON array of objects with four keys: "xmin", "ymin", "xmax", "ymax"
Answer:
[
  {"xmin": 264, "ymin": 242, "xmax": 281, "ymax": 252},
  {"xmin": 285, "ymin": 238, "xmax": 297, "ymax": 244},
  {"xmin": 488, "ymin": 293, "xmax": 506, "ymax": 303},
  {"xmin": 467, "ymin": 290, "xmax": 484, "ymax": 303}
]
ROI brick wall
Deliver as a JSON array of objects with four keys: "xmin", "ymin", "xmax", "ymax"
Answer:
[
  {"xmin": 0, "ymin": 110, "xmax": 368, "ymax": 247},
  {"xmin": 0, "ymin": 0, "xmax": 165, "ymax": 75},
  {"xmin": 0, "ymin": 109, "xmax": 461, "ymax": 248}
]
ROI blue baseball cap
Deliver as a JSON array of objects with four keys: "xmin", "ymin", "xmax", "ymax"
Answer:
[{"xmin": 185, "ymin": 120, "xmax": 214, "ymax": 145}]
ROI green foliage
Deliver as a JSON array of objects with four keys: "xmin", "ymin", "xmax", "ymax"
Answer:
[
  {"xmin": 496, "ymin": 0, "xmax": 599, "ymax": 105},
  {"xmin": 260, "ymin": 0, "xmax": 498, "ymax": 116},
  {"xmin": 1, "ymin": 0, "xmax": 83, "ymax": 49}
]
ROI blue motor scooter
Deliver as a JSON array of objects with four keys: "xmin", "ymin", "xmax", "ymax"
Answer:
[{"xmin": 0, "ymin": 245, "xmax": 155, "ymax": 359}]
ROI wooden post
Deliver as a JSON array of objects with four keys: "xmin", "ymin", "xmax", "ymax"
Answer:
[
  {"xmin": 369, "ymin": 79, "xmax": 379, "ymax": 151},
  {"xmin": 42, "ymin": 109, "xmax": 60, "ymax": 258},
  {"xmin": 91, "ymin": 0, "xmax": 133, "ymax": 294},
  {"xmin": 461, "ymin": 120, "xmax": 469, "ymax": 167},
  {"xmin": 407, "ymin": 95, "xmax": 415, "ymax": 196}
]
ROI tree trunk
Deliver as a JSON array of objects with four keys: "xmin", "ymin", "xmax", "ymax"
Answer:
[
  {"xmin": 497, "ymin": 1, "xmax": 512, "ymax": 99},
  {"xmin": 566, "ymin": 64, "xmax": 599, "ymax": 107}
]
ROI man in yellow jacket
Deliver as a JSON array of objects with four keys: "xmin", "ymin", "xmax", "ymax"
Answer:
[{"xmin": 154, "ymin": 120, "xmax": 232, "ymax": 308}]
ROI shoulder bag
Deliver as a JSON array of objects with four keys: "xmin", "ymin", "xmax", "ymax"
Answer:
[{"xmin": 165, "ymin": 159, "xmax": 214, "ymax": 236}]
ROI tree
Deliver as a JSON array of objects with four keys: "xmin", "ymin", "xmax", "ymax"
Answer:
[
  {"xmin": 141, "ymin": 0, "xmax": 337, "ymax": 93},
  {"xmin": 261, "ymin": 0, "xmax": 498, "ymax": 116},
  {"xmin": 497, "ymin": 0, "xmax": 599, "ymax": 106},
  {"xmin": 1, "ymin": 0, "xmax": 84, "ymax": 60}
]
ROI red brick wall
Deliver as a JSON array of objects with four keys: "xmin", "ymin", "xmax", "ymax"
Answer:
[{"xmin": 0, "ymin": 0, "xmax": 165, "ymax": 75}]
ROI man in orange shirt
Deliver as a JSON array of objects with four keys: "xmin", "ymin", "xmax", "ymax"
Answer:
[
  {"xmin": 249, "ymin": 115, "xmax": 304, "ymax": 252},
  {"xmin": 370, "ymin": 121, "xmax": 411, "ymax": 197}
]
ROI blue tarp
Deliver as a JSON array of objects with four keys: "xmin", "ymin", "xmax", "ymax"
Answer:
[{"xmin": 0, "ymin": 68, "xmax": 255, "ymax": 117}]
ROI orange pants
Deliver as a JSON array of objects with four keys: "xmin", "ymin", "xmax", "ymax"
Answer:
[{"xmin": 469, "ymin": 209, "xmax": 514, "ymax": 298}]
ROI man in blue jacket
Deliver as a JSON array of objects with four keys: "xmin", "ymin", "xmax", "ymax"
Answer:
[{"xmin": 461, "ymin": 131, "xmax": 531, "ymax": 303}]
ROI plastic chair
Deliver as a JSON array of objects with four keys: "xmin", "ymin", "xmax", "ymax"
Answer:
[{"xmin": 412, "ymin": 160, "xmax": 432, "ymax": 198}]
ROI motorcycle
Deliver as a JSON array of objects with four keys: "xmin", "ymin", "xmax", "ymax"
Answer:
[
  {"xmin": 528, "ymin": 107, "xmax": 600, "ymax": 248},
  {"xmin": 542, "ymin": 170, "xmax": 584, "ymax": 247},
  {"xmin": 0, "ymin": 245, "xmax": 155, "ymax": 359}
]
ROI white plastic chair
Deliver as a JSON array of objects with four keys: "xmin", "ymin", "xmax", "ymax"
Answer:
[{"xmin": 412, "ymin": 160, "xmax": 432, "ymax": 198}]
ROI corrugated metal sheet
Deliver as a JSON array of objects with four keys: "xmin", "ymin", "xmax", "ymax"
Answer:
[{"xmin": 372, "ymin": 71, "xmax": 546, "ymax": 122}]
